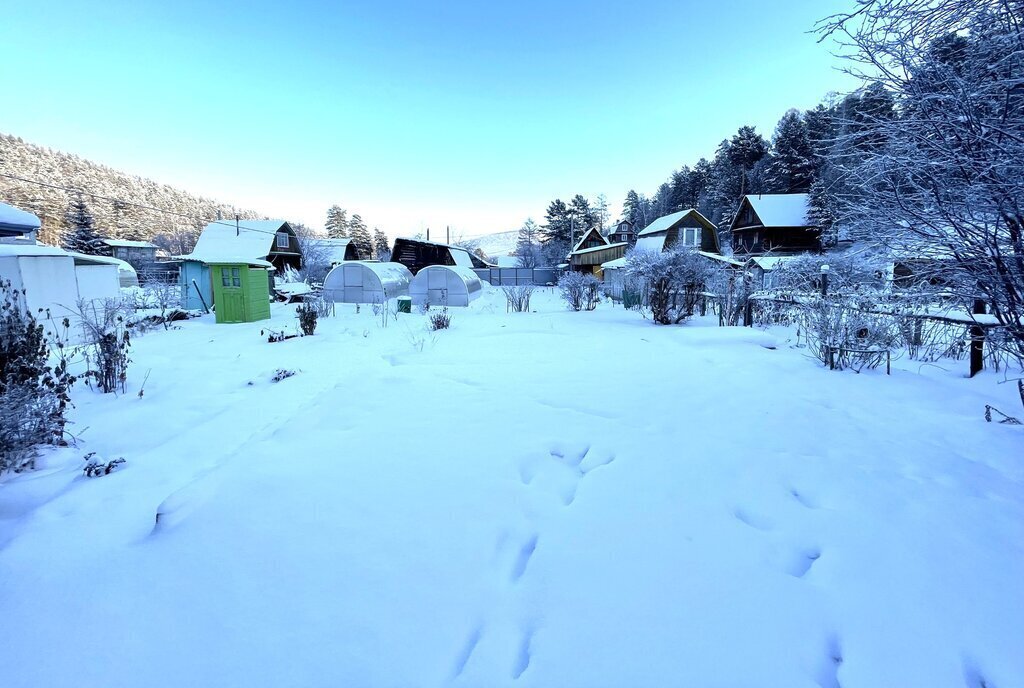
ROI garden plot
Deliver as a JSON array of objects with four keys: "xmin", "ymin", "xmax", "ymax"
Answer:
[{"xmin": 0, "ymin": 287, "xmax": 1021, "ymax": 688}]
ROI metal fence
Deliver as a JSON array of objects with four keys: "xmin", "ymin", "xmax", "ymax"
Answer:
[{"xmin": 472, "ymin": 266, "xmax": 561, "ymax": 286}]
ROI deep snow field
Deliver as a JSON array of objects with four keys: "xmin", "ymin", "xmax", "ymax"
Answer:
[{"xmin": 1, "ymin": 286, "xmax": 1022, "ymax": 688}]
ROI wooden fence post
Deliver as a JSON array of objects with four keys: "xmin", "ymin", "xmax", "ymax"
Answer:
[{"xmin": 969, "ymin": 299, "xmax": 986, "ymax": 377}]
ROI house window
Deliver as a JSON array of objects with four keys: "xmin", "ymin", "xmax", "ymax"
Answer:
[
  {"xmin": 684, "ymin": 228, "xmax": 701, "ymax": 246},
  {"xmin": 221, "ymin": 270, "xmax": 230, "ymax": 287},
  {"xmin": 276, "ymin": 232, "xmax": 289, "ymax": 249},
  {"xmin": 231, "ymin": 267, "xmax": 241, "ymax": 287}
]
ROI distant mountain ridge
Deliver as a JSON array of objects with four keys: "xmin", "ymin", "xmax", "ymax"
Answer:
[
  {"xmin": 473, "ymin": 229, "xmax": 518, "ymax": 259},
  {"xmin": 0, "ymin": 133, "xmax": 264, "ymax": 252}
]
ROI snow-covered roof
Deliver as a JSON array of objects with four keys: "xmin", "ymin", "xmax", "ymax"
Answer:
[
  {"xmin": 637, "ymin": 209, "xmax": 714, "ymax": 237},
  {"xmin": 184, "ymin": 219, "xmax": 289, "ymax": 264},
  {"xmin": 0, "ymin": 202, "xmax": 41, "ymax": 234},
  {"xmin": 67, "ymin": 252, "xmax": 138, "ymax": 273},
  {"xmin": 750, "ymin": 256, "xmax": 801, "ymax": 271},
  {"xmin": 699, "ymin": 251, "xmax": 745, "ymax": 267},
  {"xmin": 570, "ymin": 241, "xmax": 626, "ymax": 256},
  {"xmin": 303, "ymin": 237, "xmax": 352, "ymax": 265},
  {"xmin": 0, "ymin": 242, "xmax": 71, "ymax": 258},
  {"xmin": 601, "ymin": 257, "xmax": 627, "ymax": 269},
  {"xmin": 103, "ymin": 239, "xmax": 157, "ymax": 249},
  {"xmin": 742, "ymin": 194, "xmax": 810, "ymax": 228},
  {"xmin": 634, "ymin": 234, "xmax": 668, "ymax": 254},
  {"xmin": 451, "ymin": 247, "xmax": 474, "ymax": 268}
]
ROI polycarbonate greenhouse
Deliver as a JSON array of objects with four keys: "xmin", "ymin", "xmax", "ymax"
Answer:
[
  {"xmin": 322, "ymin": 261, "xmax": 413, "ymax": 304},
  {"xmin": 409, "ymin": 265, "xmax": 482, "ymax": 308}
]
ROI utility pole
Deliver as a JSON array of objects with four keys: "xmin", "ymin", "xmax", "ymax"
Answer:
[{"xmin": 235, "ymin": 213, "xmax": 240, "ymax": 236}]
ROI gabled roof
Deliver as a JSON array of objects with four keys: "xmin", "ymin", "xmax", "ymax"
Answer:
[
  {"xmin": 303, "ymin": 237, "xmax": 353, "ymax": 265},
  {"xmin": 570, "ymin": 241, "xmax": 627, "ymax": 256},
  {"xmin": 184, "ymin": 219, "xmax": 291, "ymax": 264},
  {"xmin": 0, "ymin": 202, "xmax": 41, "ymax": 236},
  {"xmin": 637, "ymin": 209, "xmax": 715, "ymax": 237},
  {"xmin": 570, "ymin": 227, "xmax": 609, "ymax": 253},
  {"xmin": 732, "ymin": 194, "xmax": 811, "ymax": 230}
]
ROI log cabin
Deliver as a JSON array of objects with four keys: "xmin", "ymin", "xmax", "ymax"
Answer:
[{"xmin": 730, "ymin": 194, "xmax": 819, "ymax": 256}]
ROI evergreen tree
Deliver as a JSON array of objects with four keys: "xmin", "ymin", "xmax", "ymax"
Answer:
[
  {"xmin": 727, "ymin": 126, "xmax": 769, "ymax": 198},
  {"xmin": 348, "ymin": 214, "xmax": 373, "ymax": 259},
  {"xmin": 766, "ymin": 110, "xmax": 815, "ymax": 193},
  {"xmin": 514, "ymin": 218, "xmax": 542, "ymax": 268},
  {"xmin": 62, "ymin": 197, "xmax": 106, "ymax": 255},
  {"xmin": 325, "ymin": 204, "xmax": 349, "ymax": 238},
  {"xmin": 372, "ymin": 227, "xmax": 391, "ymax": 261},
  {"xmin": 567, "ymin": 195, "xmax": 596, "ymax": 236},
  {"xmin": 541, "ymin": 199, "xmax": 573, "ymax": 265},
  {"xmin": 806, "ymin": 177, "xmax": 838, "ymax": 249},
  {"xmin": 621, "ymin": 190, "xmax": 648, "ymax": 228}
]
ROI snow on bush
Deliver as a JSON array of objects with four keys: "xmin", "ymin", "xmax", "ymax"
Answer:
[
  {"xmin": 502, "ymin": 285, "xmax": 534, "ymax": 313},
  {"xmin": 0, "ymin": 280, "xmax": 76, "ymax": 473},
  {"xmin": 295, "ymin": 302, "xmax": 318, "ymax": 336},
  {"xmin": 625, "ymin": 248, "xmax": 715, "ymax": 325},
  {"xmin": 558, "ymin": 272, "xmax": 600, "ymax": 311},
  {"xmin": 74, "ymin": 299, "xmax": 132, "ymax": 394}
]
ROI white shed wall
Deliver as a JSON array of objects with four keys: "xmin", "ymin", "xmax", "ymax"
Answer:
[{"xmin": 75, "ymin": 264, "xmax": 121, "ymax": 303}]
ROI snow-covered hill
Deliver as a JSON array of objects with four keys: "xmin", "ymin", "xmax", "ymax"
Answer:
[{"xmin": 473, "ymin": 229, "xmax": 518, "ymax": 259}]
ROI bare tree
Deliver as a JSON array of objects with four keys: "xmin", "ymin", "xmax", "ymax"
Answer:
[{"xmin": 816, "ymin": 0, "xmax": 1024, "ymax": 362}]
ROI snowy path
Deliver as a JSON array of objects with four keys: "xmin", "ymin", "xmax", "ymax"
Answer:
[{"xmin": 1, "ymin": 288, "xmax": 1022, "ymax": 687}]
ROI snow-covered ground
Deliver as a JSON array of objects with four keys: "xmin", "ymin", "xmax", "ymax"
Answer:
[{"xmin": 1, "ymin": 287, "xmax": 1022, "ymax": 688}]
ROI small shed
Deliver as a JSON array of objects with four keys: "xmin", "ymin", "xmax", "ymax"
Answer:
[
  {"xmin": 69, "ymin": 253, "xmax": 122, "ymax": 303},
  {"xmin": 410, "ymin": 265, "xmax": 482, "ymax": 307},
  {"xmin": 0, "ymin": 243, "xmax": 80, "ymax": 326},
  {"xmin": 209, "ymin": 260, "xmax": 273, "ymax": 324},
  {"xmin": 178, "ymin": 259, "xmax": 213, "ymax": 311},
  {"xmin": 102, "ymin": 239, "xmax": 158, "ymax": 270},
  {"xmin": 322, "ymin": 261, "xmax": 412, "ymax": 304}
]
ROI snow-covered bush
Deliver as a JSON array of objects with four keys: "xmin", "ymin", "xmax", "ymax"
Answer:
[
  {"xmin": 558, "ymin": 272, "xmax": 600, "ymax": 311},
  {"xmin": 765, "ymin": 253, "xmax": 887, "ymax": 295},
  {"xmin": 429, "ymin": 308, "xmax": 452, "ymax": 330},
  {"xmin": 795, "ymin": 297, "xmax": 901, "ymax": 371},
  {"xmin": 708, "ymin": 268, "xmax": 755, "ymax": 326},
  {"xmin": 82, "ymin": 453, "xmax": 125, "ymax": 477},
  {"xmin": 295, "ymin": 302, "xmax": 318, "ymax": 336},
  {"xmin": 122, "ymin": 279, "xmax": 184, "ymax": 330},
  {"xmin": 503, "ymin": 285, "xmax": 534, "ymax": 313},
  {"xmin": 626, "ymin": 248, "xmax": 716, "ymax": 325},
  {"xmin": 74, "ymin": 299, "xmax": 132, "ymax": 394},
  {"xmin": 0, "ymin": 280, "xmax": 77, "ymax": 473}
]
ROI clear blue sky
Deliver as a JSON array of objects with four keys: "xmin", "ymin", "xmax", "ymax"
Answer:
[{"xmin": 1, "ymin": 0, "xmax": 855, "ymax": 240}]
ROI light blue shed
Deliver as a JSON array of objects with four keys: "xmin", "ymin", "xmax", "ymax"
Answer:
[{"xmin": 179, "ymin": 259, "xmax": 213, "ymax": 311}]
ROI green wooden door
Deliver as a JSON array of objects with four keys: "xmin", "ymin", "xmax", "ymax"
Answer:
[{"xmin": 217, "ymin": 266, "xmax": 246, "ymax": 323}]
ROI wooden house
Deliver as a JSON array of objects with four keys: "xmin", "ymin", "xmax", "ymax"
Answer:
[
  {"xmin": 176, "ymin": 219, "xmax": 299, "ymax": 311},
  {"xmin": 190, "ymin": 219, "xmax": 302, "ymax": 271},
  {"xmin": 103, "ymin": 239, "xmax": 158, "ymax": 269},
  {"xmin": 634, "ymin": 209, "xmax": 721, "ymax": 254},
  {"xmin": 730, "ymin": 194, "xmax": 818, "ymax": 255},
  {"xmin": 607, "ymin": 219, "xmax": 637, "ymax": 247},
  {"xmin": 567, "ymin": 227, "xmax": 628, "ymax": 275},
  {"xmin": 391, "ymin": 237, "xmax": 491, "ymax": 275}
]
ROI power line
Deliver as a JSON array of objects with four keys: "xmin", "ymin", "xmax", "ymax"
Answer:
[{"xmin": 0, "ymin": 171, "xmax": 287, "ymax": 238}]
